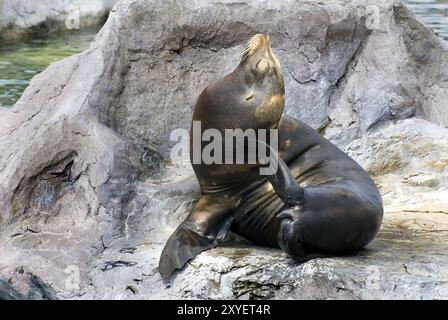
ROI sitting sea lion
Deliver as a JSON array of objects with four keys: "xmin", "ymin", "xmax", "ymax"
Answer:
[{"xmin": 158, "ymin": 34, "xmax": 383, "ymax": 280}]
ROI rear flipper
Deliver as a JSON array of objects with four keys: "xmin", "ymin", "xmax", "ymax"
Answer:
[
  {"xmin": 158, "ymin": 194, "xmax": 233, "ymax": 280},
  {"xmin": 258, "ymin": 142, "xmax": 381, "ymax": 261},
  {"xmin": 277, "ymin": 208, "xmax": 332, "ymax": 262},
  {"xmin": 257, "ymin": 139, "xmax": 303, "ymax": 207},
  {"xmin": 276, "ymin": 186, "xmax": 382, "ymax": 261},
  {"xmin": 257, "ymin": 141, "xmax": 319, "ymax": 260}
]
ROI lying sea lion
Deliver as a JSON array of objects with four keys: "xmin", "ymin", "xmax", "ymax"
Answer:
[{"xmin": 158, "ymin": 34, "xmax": 383, "ymax": 280}]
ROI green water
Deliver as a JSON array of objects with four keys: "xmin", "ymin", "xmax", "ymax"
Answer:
[
  {"xmin": 0, "ymin": 29, "xmax": 99, "ymax": 108},
  {"xmin": 403, "ymin": 0, "xmax": 448, "ymax": 41}
]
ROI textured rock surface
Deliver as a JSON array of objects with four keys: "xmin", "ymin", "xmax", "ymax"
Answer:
[
  {"xmin": 0, "ymin": 0, "xmax": 117, "ymax": 39},
  {"xmin": 0, "ymin": 0, "xmax": 447, "ymax": 299}
]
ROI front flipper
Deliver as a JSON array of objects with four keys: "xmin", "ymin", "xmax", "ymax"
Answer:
[{"xmin": 158, "ymin": 194, "xmax": 233, "ymax": 280}]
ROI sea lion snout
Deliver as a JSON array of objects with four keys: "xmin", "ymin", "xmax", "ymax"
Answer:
[{"xmin": 242, "ymin": 34, "xmax": 283, "ymax": 86}]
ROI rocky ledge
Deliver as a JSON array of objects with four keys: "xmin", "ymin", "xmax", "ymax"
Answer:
[{"xmin": 0, "ymin": 0, "xmax": 447, "ymax": 299}]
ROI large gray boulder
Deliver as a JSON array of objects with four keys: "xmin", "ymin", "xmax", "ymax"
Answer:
[
  {"xmin": 0, "ymin": 0, "xmax": 447, "ymax": 299},
  {"xmin": 0, "ymin": 0, "xmax": 118, "ymax": 39}
]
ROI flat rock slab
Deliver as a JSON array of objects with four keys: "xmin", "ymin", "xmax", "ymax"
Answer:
[{"xmin": 81, "ymin": 212, "xmax": 448, "ymax": 300}]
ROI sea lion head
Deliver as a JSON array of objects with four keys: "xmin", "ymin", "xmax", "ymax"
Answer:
[
  {"xmin": 239, "ymin": 34, "xmax": 285, "ymax": 128},
  {"xmin": 241, "ymin": 34, "xmax": 284, "ymax": 91},
  {"xmin": 191, "ymin": 34, "xmax": 285, "ymax": 133}
]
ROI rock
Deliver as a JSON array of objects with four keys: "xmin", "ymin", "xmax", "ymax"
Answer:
[
  {"xmin": 346, "ymin": 118, "xmax": 448, "ymax": 216},
  {"xmin": 0, "ymin": 279, "xmax": 26, "ymax": 300},
  {"xmin": 324, "ymin": 3, "xmax": 448, "ymax": 146},
  {"xmin": 0, "ymin": 0, "xmax": 447, "ymax": 299},
  {"xmin": 0, "ymin": 266, "xmax": 57, "ymax": 300},
  {"xmin": 0, "ymin": 0, "xmax": 118, "ymax": 40},
  {"xmin": 77, "ymin": 215, "xmax": 448, "ymax": 300}
]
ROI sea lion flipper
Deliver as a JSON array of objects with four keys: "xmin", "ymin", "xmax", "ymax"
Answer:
[
  {"xmin": 159, "ymin": 225, "xmax": 216, "ymax": 280},
  {"xmin": 258, "ymin": 140, "xmax": 303, "ymax": 207},
  {"xmin": 159, "ymin": 195, "xmax": 233, "ymax": 280},
  {"xmin": 266, "ymin": 157, "xmax": 303, "ymax": 207}
]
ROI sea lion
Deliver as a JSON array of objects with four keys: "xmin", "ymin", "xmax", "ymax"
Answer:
[{"xmin": 158, "ymin": 34, "xmax": 383, "ymax": 280}]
